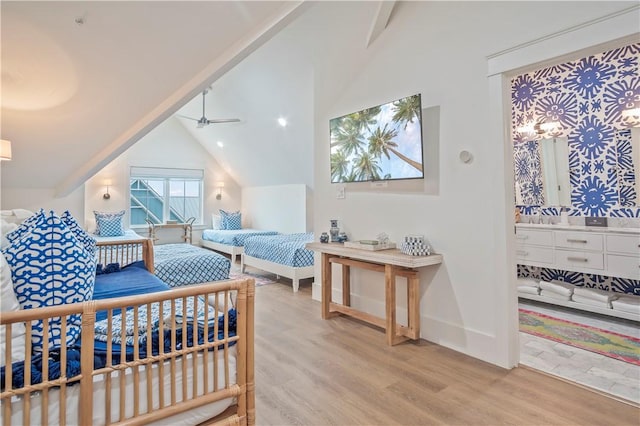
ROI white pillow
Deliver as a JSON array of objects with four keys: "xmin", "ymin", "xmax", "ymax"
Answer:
[
  {"xmin": 211, "ymin": 214, "xmax": 222, "ymax": 230},
  {"xmin": 1, "ymin": 219, "xmax": 18, "ymax": 249},
  {"xmin": 0, "ymin": 253, "xmax": 26, "ymax": 367}
]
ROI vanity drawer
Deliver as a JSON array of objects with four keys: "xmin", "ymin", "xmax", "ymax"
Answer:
[
  {"xmin": 516, "ymin": 246, "xmax": 554, "ymax": 264},
  {"xmin": 606, "ymin": 234, "xmax": 640, "ymax": 256},
  {"xmin": 554, "ymin": 231, "xmax": 603, "ymax": 251},
  {"xmin": 515, "ymin": 229, "xmax": 553, "ymax": 246},
  {"xmin": 556, "ymin": 249, "xmax": 604, "ymax": 270},
  {"xmin": 607, "ymin": 254, "xmax": 640, "ymax": 280}
]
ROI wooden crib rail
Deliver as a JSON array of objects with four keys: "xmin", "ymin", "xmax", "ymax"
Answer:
[
  {"xmin": 1, "ymin": 278, "xmax": 255, "ymax": 426},
  {"xmin": 96, "ymin": 239, "xmax": 155, "ymax": 273}
]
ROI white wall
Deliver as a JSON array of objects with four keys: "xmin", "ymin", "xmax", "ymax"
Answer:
[
  {"xmin": 310, "ymin": 1, "xmax": 638, "ymax": 368},
  {"xmin": 1, "ymin": 185, "xmax": 84, "ymax": 220},
  {"xmin": 241, "ymin": 184, "xmax": 311, "ymax": 233},
  {"xmin": 85, "ymin": 117, "xmax": 240, "ymax": 244}
]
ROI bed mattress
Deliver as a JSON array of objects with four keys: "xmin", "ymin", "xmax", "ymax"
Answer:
[
  {"xmin": 91, "ymin": 229, "xmax": 144, "ymax": 242},
  {"xmin": 244, "ymin": 233, "xmax": 314, "ymax": 267},
  {"xmin": 154, "ymin": 243, "xmax": 230, "ymax": 287},
  {"xmin": 201, "ymin": 229, "xmax": 278, "ymax": 247}
]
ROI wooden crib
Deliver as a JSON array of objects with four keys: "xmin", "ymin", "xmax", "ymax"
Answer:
[{"xmin": 1, "ymin": 239, "xmax": 255, "ymax": 425}]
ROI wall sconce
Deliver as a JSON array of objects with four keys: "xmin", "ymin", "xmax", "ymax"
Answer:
[
  {"xmin": 215, "ymin": 181, "xmax": 225, "ymax": 200},
  {"xmin": 103, "ymin": 179, "xmax": 112, "ymax": 200},
  {"xmin": 622, "ymin": 107, "xmax": 640, "ymax": 124},
  {"xmin": 0, "ymin": 140, "xmax": 12, "ymax": 161},
  {"xmin": 516, "ymin": 121, "xmax": 560, "ymax": 135}
]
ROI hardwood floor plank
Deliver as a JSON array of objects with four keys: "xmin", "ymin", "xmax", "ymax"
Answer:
[{"xmin": 252, "ymin": 282, "xmax": 639, "ymax": 425}]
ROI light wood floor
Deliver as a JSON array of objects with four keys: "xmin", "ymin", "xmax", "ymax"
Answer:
[{"xmin": 253, "ymin": 281, "xmax": 639, "ymax": 425}]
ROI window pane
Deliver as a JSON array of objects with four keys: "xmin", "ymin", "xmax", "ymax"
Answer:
[{"xmin": 130, "ymin": 178, "xmax": 165, "ymax": 225}]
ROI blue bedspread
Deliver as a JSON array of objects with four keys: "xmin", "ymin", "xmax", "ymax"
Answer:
[
  {"xmin": 201, "ymin": 229, "xmax": 278, "ymax": 246},
  {"xmin": 153, "ymin": 243, "xmax": 230, "ymax": 287},
  {"xmin": 244, "ymin": 233, "xmax": 315, "ymax": 267}
]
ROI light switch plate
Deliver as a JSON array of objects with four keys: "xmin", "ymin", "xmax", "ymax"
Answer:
[{"xmin": 336, "ymin": 186, "xmax": 345, "ymax": 199}]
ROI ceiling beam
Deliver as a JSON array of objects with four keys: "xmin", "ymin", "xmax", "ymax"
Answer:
[
  {"xmin": 366, "ymin": 1, "xmax": 396, "ymax": 48},
  {"xmin": 55, "ymin": 1, "xmax": 309, "ymax": 198}
]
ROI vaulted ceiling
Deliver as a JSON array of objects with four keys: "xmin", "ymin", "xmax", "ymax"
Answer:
[{"xmin": 1, "ymin": 1, "xmax": 306, "ymax": 195}]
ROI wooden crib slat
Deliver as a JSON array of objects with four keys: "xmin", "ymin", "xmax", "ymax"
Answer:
[
  {"xmin": 22, "ymin": 324, "xmax": 32, "ymax": 426},
  {"xmin": 181, "ymin": 297, "xmax": 187, "ymax": 401},
  {"xmin": 192, "ymin": 296, "xmax": 198, "ymax": 399},
  {"xmin": 213, "ymin": 294, "xmax": 220, "ymax": 392},
  {"xmin": 170, "ymin": 298, "xmax": 177, "ymax": 406},
  {"xmin": 3, "ymin": 324, "xmax": 12, "ymax": 426},
  {"xmin": 203, "ymin": 293, "xmax": 210, "ymax": 394},
  {"xmin": 158, "ymin": 302, "xmax": 165, "ymax": 409},
  {"xmin": 224, "ymin": 291, "xmax": 230, "ymax": 389},
  {"xmin": 146, "ymin": 302, "xmax": 153, "ymax": 413},
  {"xmin": 59, "ymin": 317, "xmax": 67, "ymax": 426},
  {"xmin": 120, "ymin": 307, "xmax": 127, "ymax": 422},
  {"xmin": 133, "ymin": 306, "xmax": 140, "ymax": 417},
  {"xmin": 41, "ymin": 320, "xmax": 49, "ymax": 426},
  {"xmin": 106, "ymin": 309, "xmax": 113, "ymax": 426}
]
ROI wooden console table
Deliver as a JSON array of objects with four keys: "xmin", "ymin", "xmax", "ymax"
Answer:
[
  {"xmin": 306, "ymin": 242, "xmax": 443, "ymax": 346},
  {"xmin": 146, "ymin": 217, "xmax": 195, "ymax": 244}
]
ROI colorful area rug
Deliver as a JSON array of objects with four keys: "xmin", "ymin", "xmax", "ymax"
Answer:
[
  {"xmin": 228, "ymin": 270, "xmax": 277, "ymax": 287},
  {"xmin": 519, "ymin": 309, "xmax": 640, "ymax": 366}
]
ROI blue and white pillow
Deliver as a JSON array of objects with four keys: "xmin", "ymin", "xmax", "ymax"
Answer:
[
  {"xmin": 220, "ymin": 210, "xmax": 242, "ymax": 230},
  {"xmin": 94, "ymin": 210, "xmax": 125, "ymax": 237},
  {"xmin": 61, "ymin": 210, "xmax": 96, "ymax": 256},
  {"xmin": 2, "ymin": 211, "xmax": 96, "ymax": 352},
  {"xmin": 5, "ymin": 209, "xmax": 45, "ymax": 244}
]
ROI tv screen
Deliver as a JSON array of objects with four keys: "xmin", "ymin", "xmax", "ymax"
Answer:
[{"xmin": 330, "ymin": 93, "xmax": 424, "ymax": 183}]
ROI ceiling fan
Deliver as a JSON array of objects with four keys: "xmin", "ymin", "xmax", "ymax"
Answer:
[{"xmin": 178, "ymin": 89, "xmax": 240, "ymax": 128}]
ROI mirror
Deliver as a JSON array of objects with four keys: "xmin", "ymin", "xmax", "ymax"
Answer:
[
  {"xmin": 615, "ymin": 127, "xmax": 640, "ymax": 207},
  {"xmin": 514, "ymin": 137, "xmax": 570, "ymax": 207}
]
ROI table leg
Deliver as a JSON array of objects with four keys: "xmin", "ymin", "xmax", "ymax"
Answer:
[
  {"xmin": 342, "ymin": 265, "xmax": 351, "ymax": 306},
  {"xmin": 321, "ymin": 253, "xmax": 332, "ymax": 319},
  {"xmin": 408, "ymin": 273, "xmax": 420, "ymax": 340},
  {"xmin": 385, "ymin": 265, "xmax": 397, "ymax": 346}
]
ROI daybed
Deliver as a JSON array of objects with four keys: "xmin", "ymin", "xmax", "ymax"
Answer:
[
  {"xmin": 241, "ymin": 233, "xmax": 314, "ymax": 292},
  {"xmin": 201, "ymin": 229, "xmax": 278, "ymax": 262},
  {"xmin": 1, "ymin": 238, "xmax": 255, "ymax": 425},
  {"xmin": 95, "ymin": 231, "xmax": 232, "ymax": 288}
]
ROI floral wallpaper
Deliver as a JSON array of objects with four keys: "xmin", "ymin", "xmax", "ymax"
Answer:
[{"xmin": 512, "ymin": 42, "xmax": 640, "ymax": 218}]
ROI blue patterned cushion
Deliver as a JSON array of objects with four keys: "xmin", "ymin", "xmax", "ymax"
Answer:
[
  {"xmin": 2, "ymin": 212, "xmax": 96, "ymax": 352},
  {"xmin": 94, "ymin": 210, "xmax": 125, "ymax": 237},
  {"xmin": 61, "ymin": 210, "xmax": 96, "ymax": 256},
  {"xmin": 219, "ymin": 210, "xmax": 241, "ymax": 230},
  {"xmin": 5, "ymin": 209, "xmax": 45, "ymax": 244}
]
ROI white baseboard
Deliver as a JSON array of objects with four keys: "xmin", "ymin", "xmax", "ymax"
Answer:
[{"xmin": 311, "ymin": 281, "xmax": 504, "ymax": 367}]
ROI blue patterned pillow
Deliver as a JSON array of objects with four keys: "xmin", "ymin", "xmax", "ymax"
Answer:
[
  {"xmin": 219, "ymin": 210, "xmax": 242, "ymax": 230},
  {"xmin": 94, "ymin": 210, "xmax": 125, "ymax": 237},
  {"xmin": 5, "ymin": 209, "xmax": 45, "ymax": 244},
  {"xmin": 61, "ymin": 210, "xmax": 96, "ymax": 256},
  {"xmin": 2, "ymin": 212, "xmax": 96, "ymax": 352}
]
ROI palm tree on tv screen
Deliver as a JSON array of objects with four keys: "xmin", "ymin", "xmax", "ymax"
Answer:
[
  {"xmin": 392, "ymin": 95, "xmax": 421, "ymax": 129},
  {"xmin": 368, "ymin": 124, "xmax": 423, "ymax": 173},
  {"xmin": 330, "ymin": 150, "xmax": 350, "ymax": 182},
  {"xmin": 352, "ymin": 151, "xmax": 382, "ymax": 181},
  {"xmin": 331, "ymin": 118, "xmax": 365, "ymax": 156}
]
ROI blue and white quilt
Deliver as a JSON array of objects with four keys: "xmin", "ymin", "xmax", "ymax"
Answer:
[
  {"xmin": 201, "ymin": 229, "xmax": 278, "ymax": 247},
  {"xmin": 243, "ymin": 233, "xmax": 314, "ymax": 267},
  {"xmin": 154, "ymin": 243, "xmax": 230, "ymax": 287}
]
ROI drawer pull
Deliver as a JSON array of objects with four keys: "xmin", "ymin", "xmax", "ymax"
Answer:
[
  {"xmin": 567, "ymin": 239, "xmax": 588, "ymax": 243},
  {"xmin": 567, "ymin": 256, "xmax": 588, "ymax": 262},
  {"xmin": 516, "ymin": 250, "xmax": 529, "ymax": 256}
]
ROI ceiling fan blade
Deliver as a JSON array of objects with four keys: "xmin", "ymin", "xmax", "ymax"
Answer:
[
  {"xmin": 206, "ymin": 118, "xmax": 241, "ymax": 124},
  {"xmin": 176, "ymin": 114, "xmax": 199, "ymax": 122}
]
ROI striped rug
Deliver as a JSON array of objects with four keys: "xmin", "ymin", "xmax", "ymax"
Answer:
[{"xmin": 519, "ymin": 309, "xmax": 640, "ymax": 366}]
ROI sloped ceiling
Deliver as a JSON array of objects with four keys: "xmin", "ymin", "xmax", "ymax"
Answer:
[{"xmin": 1, "ymin": 0, "xmax": 305, "ymax": 194}]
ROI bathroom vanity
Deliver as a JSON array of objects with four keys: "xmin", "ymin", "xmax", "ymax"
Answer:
[{"xmin": 516, "ymin": 223, "xmax": 640, "ymax": 321}]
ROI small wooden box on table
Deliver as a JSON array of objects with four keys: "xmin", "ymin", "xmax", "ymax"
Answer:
[{"xmin": 306, "ymin": 242, "xmax": 443, "ymax": 346}]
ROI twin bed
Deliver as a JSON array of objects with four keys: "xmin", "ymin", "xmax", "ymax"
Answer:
[
  {"xmin": 1, "ymin": 239, "xmax": 255, "ymax": 425},
  {"xmin": 201, "ymin": 229, "xmax": 278, "ymax": 262}
]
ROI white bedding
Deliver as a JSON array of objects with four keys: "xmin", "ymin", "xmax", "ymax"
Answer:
[
  {"xmin": 5, "ymin": 347, "xmax": 237, "ymax": 425},
  {"xmin": 91, "ymin": 229, "xmax": 145, "ymax": 242}
]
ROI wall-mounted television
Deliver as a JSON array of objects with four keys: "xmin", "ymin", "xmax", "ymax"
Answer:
[{"xmin": 330, "ymin": 93, "xmax": 424, "ymax": 183}]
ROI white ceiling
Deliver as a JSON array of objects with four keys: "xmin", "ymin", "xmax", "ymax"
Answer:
[{"xmin": 1, "ymin": 0, "xmax": 303, "ymax": 193}]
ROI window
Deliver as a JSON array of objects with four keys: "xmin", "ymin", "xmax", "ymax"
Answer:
[{"xmin": 129, "ymin": 167, "xmax": 204, "ymax": 226}]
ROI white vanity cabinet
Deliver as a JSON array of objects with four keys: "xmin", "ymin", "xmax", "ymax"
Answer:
[{"xmin": 515, "ymin": 224, "xmax": 639, "ymax": 321}]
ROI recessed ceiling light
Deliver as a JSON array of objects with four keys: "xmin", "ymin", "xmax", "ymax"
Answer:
[
  {"xmin": 277, "ymin": 117, "xmax": 287, "ymax": 127},
  {"xmin": 217, "ymin": 141, "xmax": 224, "ymax": 148}
]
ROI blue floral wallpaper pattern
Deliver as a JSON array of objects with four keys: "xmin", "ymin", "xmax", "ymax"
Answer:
[{"xmin": 512, "ymin": 42, "xmax": 640, "ymax": 218}]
